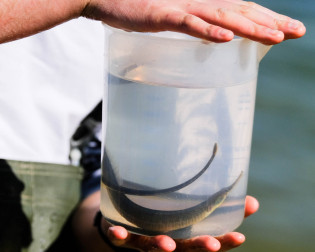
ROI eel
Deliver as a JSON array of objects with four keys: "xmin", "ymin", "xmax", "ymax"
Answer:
[
  {"xmin": 102, "ymin": 143, "xmax": 243, "ymax": 232},
  {"xmin": 106, "ymin": 172, "xmax": 243, "ymax": 232},
  {"xmin": 102, "ymin": 143, "xmax": 217, "ymax": 195}
]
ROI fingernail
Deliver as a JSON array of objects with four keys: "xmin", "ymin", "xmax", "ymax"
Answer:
[
  {"xmin": 235, "ymin": 233, "xmax": 246, "ymax": 243},
  {"xmin": 155, "ymin": 235, "xmax": 176, "ymax": 252},
  {"xmin": 210, "ymin": 238, "xmax": 221, "ymax": 251},
  {"xmin": 288, "ymin": 20, "xmax": 300, "ymax": 30},
  {"xmin": 218, "ymin": 29, "xmax": 233, "ymax": 40},
  {"xmin": 219, "ymin": 29, "xmax": 228, "ymax": 37},
  {"xmin": 266, "ymin": 28, "xmax": 283, "ymax": 37},
  {"xmin": 108, "ymin": 226, "xmax": 115, "ymax": 232}
]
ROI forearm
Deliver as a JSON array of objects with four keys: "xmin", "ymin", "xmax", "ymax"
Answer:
[{"xmin": 0, "ymin": 0, "xmax": 87, "ymax": 43}]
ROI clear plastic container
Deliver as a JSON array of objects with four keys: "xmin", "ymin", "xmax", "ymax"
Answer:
[{"xmin": 101, "ymin": 28, "xmax": 270, "ymax": 238}]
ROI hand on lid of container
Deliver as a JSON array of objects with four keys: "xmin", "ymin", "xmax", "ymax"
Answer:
[
  {"xmin": 83, "ymin": 0, "xmax": 306, "ymax": 44},
  {"xmin": 1, "ymin": 0, "xmax": 305, "ymax": 44}
]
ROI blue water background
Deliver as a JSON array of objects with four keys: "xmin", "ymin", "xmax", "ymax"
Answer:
[{"xmin": 234, "ymin": 1, "xmax": 315, "ymax": 251}]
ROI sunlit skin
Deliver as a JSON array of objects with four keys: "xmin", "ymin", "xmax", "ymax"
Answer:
[
  {"xmin": 83, "ymin": 0, "xmax": 306, "ymax": 44},
  {"xmin": 0, "ymin": 0, "xmax": 305, "ymax": 44}
]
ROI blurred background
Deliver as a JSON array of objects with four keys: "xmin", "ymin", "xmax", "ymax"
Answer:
[{"xmin": 235, "ymin": 0, "xmax": 315, "ymax": 251}]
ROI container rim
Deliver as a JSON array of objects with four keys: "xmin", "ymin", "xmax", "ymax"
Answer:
[{"xmin": 105, "ymin": 25, "xmax": 247, "ymax": 44}]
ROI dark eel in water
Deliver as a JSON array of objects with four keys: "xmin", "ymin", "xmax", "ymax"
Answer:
[
  {"xmin": 102, "ymin": 143, "xmax": 243, "ymax": 233},
  {"xmin": 102, "ymin": 143, "xmax": 217, "ymax": 195}
]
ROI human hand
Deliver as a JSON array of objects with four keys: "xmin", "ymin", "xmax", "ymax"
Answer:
[
  {"xmin": 82, "ymin": 0, "xmax": 305, "ymax": 44},
  {"xmin": 107, "ymin": 195, "xmax": 259, "ymax": 251},
  {"xmin": 0, "ymin": 0, "xmax": 305, "ymax": 44}
]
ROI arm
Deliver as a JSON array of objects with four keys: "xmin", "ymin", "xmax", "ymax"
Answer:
[
  {"xmin": 0, "ymin": 0, "xmax": 85, "ymax": 43},
  {"xmin": 0, "ymin": 0, "xmax": 305, "ymax": 44}
]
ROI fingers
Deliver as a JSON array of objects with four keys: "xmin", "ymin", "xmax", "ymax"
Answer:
[
  {"xmin": 186, "ymin": 1, "xmax": 305, "ymax": 44},
  {"xmin": 154, "ymin": 7, "xmax": 282, "ymax": 44},
  {"xmin": 106, "ymin": 195, "xmax": 259, "ymax": 251},
  {"xmin": 152, "ymin": 235, "xmax": 177, "ymax": 252},
  {"xmin": 160, "ymin": 10, "xmax": 234, "ymax": 42},
  {"xmin": 244, "ymin": 195, "xmax": 259, "ymax": 218},
  {"xmin": 175, "ymin": 235, "xmax": 221, "ymax": 251},
  {"xmin": 224, "ymin": 0, "xmax": 290, "ymax": 20},
  {"xmin": 272, "ymin": 19, "xmax": 306, "ymax": 40},
  {"xmin": 215, "ymin": 195, "xmax": 258, "ymax": 251},
  {"xmin": 108, "ymin": 226, "xmax": 176, "ymax": 251},
  {"xmin": 227, "ymin": 1, "xmax": 305, "ymax": 40},
  {"xmin": 86, "ymin": 0, "xmax": 306, "ymax": 44},
  {"xmin": 216, "ymin": 232, "xmax": 245, "ymax": 251},
  {"xmin": 107, "ymin": 226, "xmax": 129, "ymax": 247},
  {"xmin": 159, "ymin": 0, "xmax": 306, "ymax": 44},
  {"xmin": 205, "ymin": 8, "xmax": 285, "ymax": 44}
]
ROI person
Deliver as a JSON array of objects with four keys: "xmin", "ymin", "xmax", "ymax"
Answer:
[{"xmin": 0, "ymin": 0, "xmax": 305, "ymax": 251}]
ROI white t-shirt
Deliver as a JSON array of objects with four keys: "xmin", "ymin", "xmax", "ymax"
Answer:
[{"xmin": 0, "ymin": 18, "xmax": 106, "ymax": 165}]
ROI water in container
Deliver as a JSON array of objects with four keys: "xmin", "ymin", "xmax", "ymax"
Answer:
[{"xmin": 100, "ymin": 28, "xmax": 270, "ymax": 238}]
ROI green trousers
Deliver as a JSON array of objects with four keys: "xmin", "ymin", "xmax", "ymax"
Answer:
[{"xmin": 0, "ymin": 159, "xmax": 83, "ymax": 252}]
